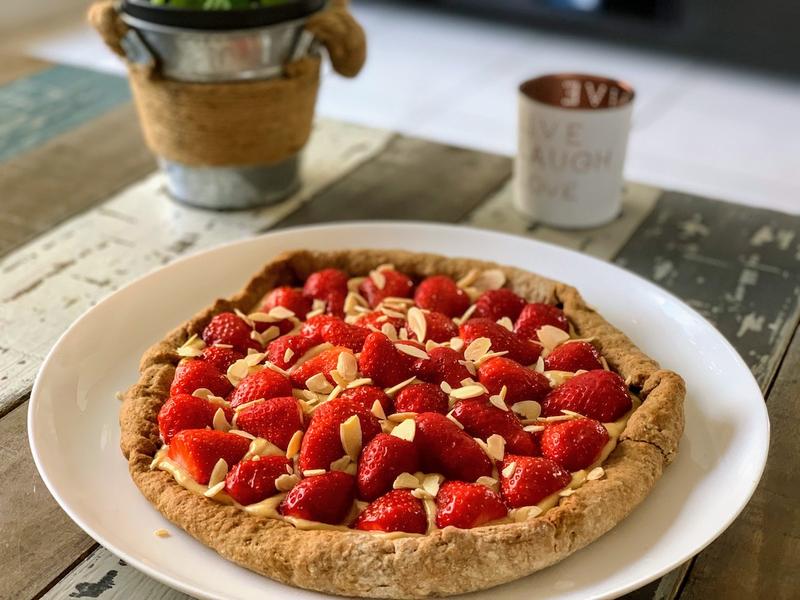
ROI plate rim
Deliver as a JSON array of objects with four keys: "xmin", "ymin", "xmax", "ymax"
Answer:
[{"xmin": 28, "ymin": 220, "xmax": 770, "ymax": 600}]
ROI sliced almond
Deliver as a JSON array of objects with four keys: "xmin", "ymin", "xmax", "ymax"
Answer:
[
  {"xmin": 370, "ymin": 269, "xmax": 387, "ymax": 290},
  {"xmin": 559, "ymin": 488, "xmax": 576, "ymax": 497},
  {"xmin": 464, "ymin": 337, "xmax": 492, "ymax": 362},
  {"xmin": 250, "ymin": 325, "xmax": 281, "ymax": 347},
  {"xmin": 390, "ymin": 418, "xmax": 416, "ymax": 442},
  {"xmin": 476, "ymin": 476, "xmax": 498, "ymax": 489},
  {"xmin": 208, "ymin": 458, "xmax": 229, "ymax": 488},
  {"xmin": 512, "ymin": 505, "xmax": 543, "ymax": 521},
  {"xmin": 212, "ymin": 407, "xmax": 231, "ymax": 432},
  {"xmin": 330, "ymin": 455, "xmax": 353, "ymax": 472},
  {"xmin": 380, "ymin": 307, "xmax": 407, "ymax": 320},
  {"xmin": 336, "ymin": 352, "xmax": 358, "ymax": 382},
  {"xmin": 302, "ymin": 469, "xmax": 326, "ymax": 477},
  {"xmin": 154, "ymin": 528, "xmax": 170, "ymax": 538},
  {"xmin": 306, "ymin": 372, "xmax": 334, "ymax": 394},
  {"xmin": 486, "ymin": 434, "xmax": 505, "ymax": 461},
  {"xmin": 283, "ymin": 348, "xmax": 295, "ymax": 363},
  {"xmin": 392, "ymin": 472, "xmax": 420, "ymax": 489},
  {"xmin": 523, "ymin": 424, "xmax": 546, "ymax": 433},
  {"xmin": 381, "ymin": 322, "xmax": 399, "ymax": 341},
  {"xmin": 395, "ymin": 343, "xmax": 429, "ymax": 360},
  {"xmin": 275, "ymin": 473, "xmax": 300, "ymax": 492},
  {"xmin": 489, "ymin": 394, "xmax": 509, "ymax": 411},
  {"xmin": 456, "ymin": 268, "xmax": 480, "ymax": 289},
  {"xmin": 446, "ymin": 412, "xmax": 464, "ymax": 429},
  {"xmin": 421, "ymin": 473, "xmax": 443, "ymax": 497},
  {"xmin": 474, "ymin": 350, "xmax": 509, "ymax": 366},
  {"xmin": 439, "ymin": 381, "xmax": 453, "ymax": 394},
  {"xmin": 449, "ymin": 384, "xmax": 486, "ymax": 400},
  {"xmin": 449, "ymin": 337, "xmax": 465, "ymax": 352},
  {"xmin": 384, "ymin": 376, "xmax": 417, "ymax": 396},
  {"xmin": 411, "ymin": 488, "xmax": 432, "ymax": 500},
  {"xmin": 370, "ymin": 399, "xmax": 387, "ymax": 420},
  {"xmin": 460, "ymin": 360, "xmax": 477, "ymax": 376},
  {"xmin": 229, "ymin": 429, "xmax": 256, "ymax": 440},
  {"xmin": 587, "ymin": 466, "xmax": 605, "ymax": 481},
  {"xmin": 407, "ymin": 307, "xmax": 427, "ymax": 342},
  {"xmin": 537, "ymin": 325, "xmax": 571, "ymax": 355},
  {"xmin": 534, "ymin": 356, "xmax": 545, "ymax": 373},
  {"xmin": 501, "ymin": 461, "xmax": 517, "ymax": 478},
  {"xmin": 244, "ymin": 437, "xmax": 283, "ymax": 459},
  {"xmin": 387, "ymin": 411, "xmax": 417, "ymax": 423},
  {"xmin": 346, "ymin": 377, "xmax": 373, "ymax": 389},
  {"xmin": 496, "ymin": 316, "xmax": 514, "ymax": 331},
  {"xmin": 347, "ymin": 276, "xmax": 367, "ymax": 293},
  {"xmin": 203, "ymin": 481, "xmax": 225, "ymax": 498},
  {"xmin": 233, "ymin": 398, "xmax": 266, "ymax": 414},
  {"xmin": 453, "ymin": 303, "xmax": 477, "ymax": 326},
  {"xmin": 267, "ymin": 306, "xmax": 295, "ymax": 320},
  {"xmin": 474, "ymin": 269, "xmax": 506, "ymax": 291},
  {"xmin": 600, "ymin": 356, "xmax": 610, "ymax": 371},
  {"xmin": 511, "ymin": 400, "xmax": 542, "ymax": 420},
  {"xmin": 285, "ymin": 430, "xmax": 303, "ymax": 459},
  {"xmin": 339, "ymin": 415, "xmax": 362, "ymax": 459},
  {"xmin": 543, "ymin": 370, "xmax": 576, "ymax": 388},
  {"xmin": 177, "ymin": 334, "xmax": 206, "ymax": 358}
]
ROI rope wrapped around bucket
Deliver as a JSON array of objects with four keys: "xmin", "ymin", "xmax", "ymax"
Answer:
[{"xmin": 88, "ymin": 0, "xmax": 366, "ymax": 167}]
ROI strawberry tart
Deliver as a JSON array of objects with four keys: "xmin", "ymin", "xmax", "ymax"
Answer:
[{"xmin": 120, "ymin": 249, "xmax": 685, "ymax": 597}]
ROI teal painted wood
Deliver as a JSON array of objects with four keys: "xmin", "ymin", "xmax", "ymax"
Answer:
[{"xmin": 0, "ymin": 65, "xmax": 130, "ymax": 162}]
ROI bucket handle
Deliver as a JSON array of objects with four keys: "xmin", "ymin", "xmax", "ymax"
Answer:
[{"xmin": 88, "ymin": 0, "xmax": 367, "ymax": 79}]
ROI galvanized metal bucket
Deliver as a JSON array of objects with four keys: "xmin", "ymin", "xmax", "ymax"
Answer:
[{"xmin": 119, "ymin": 3, "xmax": 320, "ymax": 210}]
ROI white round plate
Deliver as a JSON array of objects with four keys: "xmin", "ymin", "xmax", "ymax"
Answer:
[{"xmin": 29, "ymin": 222, "xmax": 768, "ymax": 600}]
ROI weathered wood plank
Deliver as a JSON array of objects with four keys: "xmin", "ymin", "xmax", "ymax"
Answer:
[
  {"xmin": 0, "ymin": 401, "xmax": 95, "ymax": 600},
  {"xmin": 40, "ymin": 547, "xmax": 189, "ymax": 600},
  {"xmin": 0, "ymin": 55, "xmax": 50, "ymax": 86},
  {"xmin": 467, "ymin": 180, "xmax": 661, "ymax": 260},
  {"xmin": 614, "ymin": 190, "xmax": 800, "ymax": 388},
  {"xmin": 0, "ymin": 103, "xmax": 156, "ymax": 257},
  {"xmin": 275, "ymin": 135, "xmax": 511, "ymax": 228},
  {"xmin": 679, "ymin": 323, "xmax": 800, "ymax": 600},
  {"xmin": 0, "ymin": 64, "xmax": 130, "ymax": 161},
  {"xmin": 0, "ymin": 119, "xmax": 393, "ymax": 417}
]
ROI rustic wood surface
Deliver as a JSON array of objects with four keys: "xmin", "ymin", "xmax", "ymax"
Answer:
[{"xmin": 1, "ymin": 61, "xmax": 796, "ymax": 600}]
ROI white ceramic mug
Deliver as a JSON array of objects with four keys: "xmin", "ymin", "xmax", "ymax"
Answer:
[{"xmin": 514, "ymin": 73, "xmax": 635, "ymax": 229}]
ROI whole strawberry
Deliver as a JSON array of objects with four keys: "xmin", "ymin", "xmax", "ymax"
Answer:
[
  {"xmin": 158, "ymin": 393, "xmax": 218, "ymax": 444},
  {"xmin": 289, "ymin": 346, "xmax": 352, "ymax": 388},
  {"xmin": 357, "ymin": 433, "xmax": 420, "ymax": 501},
  {"xmin": 353, "ymin": 311, "xmax": 405, "ymax": 333},
  {"xmin": 298, "ymin": 398, "xmax": 381, "ymax": 472},
  {"xmin": 460, "ymin": 318, "xmax": 541, "ymax": 365},
  {"xmin": 435, "ymin": 481, "xmax": 507, "ymax": 529},
  {"xmin": 359, "ymin": 269, "xmax": 414, "ymax": 308},
  {"xmin": 201, "ymin": 346, "xmax": 244, "ymax": 373},
  {"xmin": 544, "ymin": 341, "xmax": 603, "ymax": 372},
  {"xmin": 202, "ymin": 312, "xmax": 258, "ymax": 353},
  {"xmin": 280, "ymin": 471, "xmax": 355, "ymax": 524},
  {"xmin": 500, "ymin": 455, "xmax": 571, "ymax": 508},
  {"xmin": 540, "ymin": 418, "xmax": 609, "ymax": 471},
  {"xmin": 225, "ymin": 456, "xmax": 292, "ymax": 506},
  {"xmin": 227, "ymin": 368, "xmax": 292, "ymax": 409},
  {"xmin": 414, "ymin": 412, "xmax": 492, "ymax": 482},
  {"xmin": 542, "ymin": 370, "xmax": 631, "ymax": 422},
  {"xmin": 414, "ymin": 275, "xmax": 470, "ymax": 318},
  {"xmin": 394, "ymin": 383, "xmax": 449, "ymax": 414},
  {"xmin": 514, "ymin": 303, "xmax": 569, "ymax": 341},
  {"xmin": 411, "ymin": 346, "xmax": 471, "ymax": 388},
  {"xmin": 450, "ymin": 397, "xmax": 536, "ymax": 455},
  {"xmin": 262, "ymin": 286, "xmax": 312, "ymax": 320},
  {"xmin": 358, "ymin": 332, "xmax": 415, "ymax": 387},
  {"xmin": 477, "ymin": 356, "xmax": 550, "ymax": 404},
  {"xmin": 354, "ymin": 489, "xmax": 427, "ymax": 534},
  {"xmin": 303, "ymin": 269, "xmax": 348, "ymax": 318},
  {"xmin": 339, "ymin": 385, "xmax": 394, "ymax": 415},
  {"xmin": 473, "ymin": 288, "xmax": 526, "ymax": 322},
  {"xmin": 300, "ymin": 314, "xmax": 339, "ymax": 341},
  {"xmin": 234, "ymin": 396, "xmax": 304, "ymax": 450},
  {"xmin": 317, "ymin": 317, "xmax": 369, "ymax": 352},
  {"xmin": 303, "ymin": 268, "xmax": 349, "ymax": 300},
  {"xmin": 167, "ymin": 429, "xmax": 250, "ymax": 485},
  {"xmin": 170, "ymin": 359, "xmax": 233, "ymax": 398},
  {"xmin": 408, "ymin": 310, "xmax": 458, "ymax": 343},
  {"xmin": 266, "ymin": 334, "xmax": 318, "ymax": 369}
]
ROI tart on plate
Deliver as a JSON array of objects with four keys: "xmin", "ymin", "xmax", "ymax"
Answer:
[{"xmin": 120, "ymin": 249, "xmax": 685, "ymax": 598}]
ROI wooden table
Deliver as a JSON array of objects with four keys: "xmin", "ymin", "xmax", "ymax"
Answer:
[{"xmin": 1, "ymin": 56, "xmax": 798, "ymax": 600}]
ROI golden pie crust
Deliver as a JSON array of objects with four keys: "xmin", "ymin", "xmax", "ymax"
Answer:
[{"xmin": 120, "ymin": 249, "xmax": 685, "ymax": 598}]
